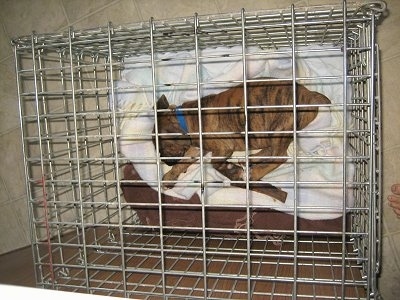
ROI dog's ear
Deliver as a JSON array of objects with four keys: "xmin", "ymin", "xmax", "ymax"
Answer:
[{"xmin": 156, "ymin": 94, "xmax": 169, "ymax": 109}]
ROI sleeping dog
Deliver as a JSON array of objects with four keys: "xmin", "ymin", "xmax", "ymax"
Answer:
[{"xmin": 153, "ymin": 79, "xmax": 331, "ymax": 202}]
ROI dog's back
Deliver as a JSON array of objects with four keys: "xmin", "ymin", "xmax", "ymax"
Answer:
[{"xmin": 178, "ymin": 80, "xmax": 330, "ymax": 152}]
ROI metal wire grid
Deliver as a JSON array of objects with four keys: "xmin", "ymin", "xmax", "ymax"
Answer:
[
  {"xmin": 13, "ymin": 1, "xmax": 386, "ymax": 299},
  {"xmin": 347, "ymin": 5, "xmax": 382, "ymax": 291},
  {"xmin": 40, "ymin": 228, "xmax": 366, "ymax": 299},
  {"xmin": 13, "ymin": 2, "xmax": 384, "ymax": 58}
]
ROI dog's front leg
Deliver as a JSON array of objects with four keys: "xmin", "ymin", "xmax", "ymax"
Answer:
[{"xmin": 162, "ymin": 146, "xmax": 200, "ymax": 187}]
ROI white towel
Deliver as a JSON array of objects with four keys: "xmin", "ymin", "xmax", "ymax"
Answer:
[{"xmin": 116, "ymin": 45, "xmax": 354, "ymax": 220}]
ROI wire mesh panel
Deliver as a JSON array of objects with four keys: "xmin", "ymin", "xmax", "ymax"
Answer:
[{"xmin": 13, "ymin": 1, "xmax": 386, "ymax": 299}]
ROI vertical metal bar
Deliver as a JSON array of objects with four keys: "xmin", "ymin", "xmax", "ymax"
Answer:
[
  {"xmin": 341, "ymin": 0, "xmax": 349, "ymax": 297},
  {"xmin": 75, "ymin": 55, "xmax": 96, "ymax": 234},
  {"xmin": 14, "ymin": 39, "xmax": 40, "ymax": 287},
  {"xmin": 67, "ymin": 26, "xmax": 90, "ymax": 293},
  {"xmin": 57, "ymin": 51, "xmax": 71, "ymax": 271},
  {"xmin": 193, "ymin": 13, "xmax": 208, "ymax": 299},
  {"xmin": 290, "ymin": 4, "xmax": 298, "ymax": 299},
  {"xmin": 102, "ymin": 56, "xmax": 117, "ymax": 229},
  {"xmin": 58, "ymin": 50, "xmax": 81, "ymax": 235},
  {"xmin": 30, "ymin": 32, "xmax": 56, "ymax": 288},
  {"xmin": 368, "ymin": 12, "xmax": 378, "ymax": 298},
  {"xmin": 92, "ymin": 55, "xmax": 112, "ymax": 228},
  {"xmin": 240, "ymin": 8, "xmax": 252, "ymax": 300},
  {"xmin": 89, "ymin": 55, "xmax": 99, "ymax": 230},
  {"xmin": 149, "ymin": 17, "xmax": 167, "ymax": 297},
  {"xmin": 375, "ymin": 43, "xmax": 382, "ymax": 281},
  {"xmin": 106, "ymin": 22, "xmax": 128, "ymax": 297},
  {"xmin": 36, "ymin": 42, "xmax": 66, "ymax": 277}
]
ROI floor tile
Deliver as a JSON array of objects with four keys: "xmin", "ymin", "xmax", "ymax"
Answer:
[
  {"xmin": 62, "ymin": 0, "xmax": 112, "ymax": 24},
  {"xmin": 71, "ymin": 0, "xmax": 141, "ymax": 30},
  {"xmin": 136, "ymin": 0, "xmax": 219, "ymax": 20},
  {"xmin": 378, "ymin": 0, "xmax": 400, "ymax": 62},
  {"xmin": 0, "ymin": 128, "xmax": 27, "ymax": 200},
  {"xmin": 0, "ymin": 177, "xmax": 8, "ymax": 205},
  {"xmin": 0, "ymin": 0, "xmax": 68, "ymax": 38},
  {"xmin": 0, "ymin": 59, "xmax": 19, "ymax": 134},
  {"xmin": 0, "ymin": 22, "xmax": 12, "ymax": 61},
  {"xmin": 216, "ymin": 0, "xmax": 307, "ymax": 13},
  {"xmin": 381, "ymin": 56, "xmax": 400, "ymax": 151},
  {"xmin": 306, "ymin": 0, "xmax": 356, "ymax": 6},
  {"xmin": 0, "ymin": 197, "xmax": 30, "ymax": 255}
]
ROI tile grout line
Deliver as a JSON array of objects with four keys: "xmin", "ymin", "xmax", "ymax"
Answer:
[
  {"xmin": 213, "ymin": 0, "xmax": 222, "ymax": 14},
  {"xmin": 0, "ymin": 177, "xmax": 12, "ymax": 206},
  {"xmin": 0, "ymin": 195, "xmax": 28, "ymax": 208},
  {"xmin": 58, "ymin": 0, "xmax": 71, "ymax": 26},
  {"xmin": 0, "ymin": 124, "xmax": 22, "ymax": 138},
  {"xmin": 382, "ymin": 144, "xmax": 400, "ymax": 153},
  {"xmin": 132, "ymin": 0, "xmax": 144, "ymax": 22},
  {"xmin": 0, "ymin": 174, "xmax": 13, "ymax": 205},
  {"xmin": 382, "ymin": 230, "xmax": 400, "ymax": 238},
  {"xmin": 58, "ymin": 0, "xmax": 124, "ymax": 31},
  {"xmin": 381, "ymin": 51, "xmax": 400, "ymax": 63},
  {"xmin": 1, "ymin": 20, "xmax": 14, "ymax": 63},
  {"xmin": 0, "ymin": 54, "xmax": 13, "ymax": 64}
]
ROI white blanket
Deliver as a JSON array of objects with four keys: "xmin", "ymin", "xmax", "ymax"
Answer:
[{"xmin": 115, "ymin": 45, "xmax": 354, "ymax": 220}]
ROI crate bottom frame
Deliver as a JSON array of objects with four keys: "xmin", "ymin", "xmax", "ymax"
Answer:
[{"xmin": 36, "ymin": 227, "xmax": 368, "ymax": 299}]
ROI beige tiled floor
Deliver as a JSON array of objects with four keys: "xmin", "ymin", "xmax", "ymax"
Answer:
[{"xmin": 0, "ymin": 0, "xmax": 399, "ymax": 298}]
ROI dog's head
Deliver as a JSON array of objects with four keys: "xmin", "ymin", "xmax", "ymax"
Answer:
[{"xmin": 154, "ymin": 95, "xmax": 192, "ymax": 165}]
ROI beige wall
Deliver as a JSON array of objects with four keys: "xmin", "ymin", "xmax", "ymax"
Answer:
[{"xmin": 0, "ymin": 0, "xmax": 399, "ymax": 298}]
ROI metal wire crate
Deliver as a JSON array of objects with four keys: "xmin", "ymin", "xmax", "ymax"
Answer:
[{"xmin": 13, "ymin": 1, "xmax": 386, "ymax": 299}]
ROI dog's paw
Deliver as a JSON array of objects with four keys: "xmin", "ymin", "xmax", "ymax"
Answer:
[
  {"xmin": 231, "ymin": 163, "xmax": 247, "ymax": 181},
  {"xmin": 221, "ymin": 163, "xmax": 246, "ymax": 182},
  {"xmin": 162, "ymin": 170, "xmax": 179, "ymax": 189}
]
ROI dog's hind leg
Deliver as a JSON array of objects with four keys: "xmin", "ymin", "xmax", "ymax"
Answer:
[
  {"xmin": 245, "ymin": 145, "xmax": 290, "ymax": 181},
  {"xmin": 232, "ymin": 147, "xmax": 289, "ymax": 202},
  {"xmin": 210, "ymin": 150, "xmax": 248, "ymax": 182}
]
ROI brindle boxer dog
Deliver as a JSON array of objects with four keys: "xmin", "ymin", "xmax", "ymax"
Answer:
[{"xmin": 154, "ymin": 79, "xmax": 331, "ymax": 202}]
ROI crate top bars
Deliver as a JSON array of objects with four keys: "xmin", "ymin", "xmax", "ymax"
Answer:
[{"xmin": 12, "ymin": 1, "xmax": 387, "ymax": 60}]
